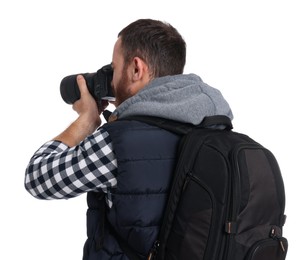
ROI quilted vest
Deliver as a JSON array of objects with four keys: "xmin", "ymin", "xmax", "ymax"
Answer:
[{"xmin": 83, "ymin": 120, "xmax": 180, "ymax": 260}]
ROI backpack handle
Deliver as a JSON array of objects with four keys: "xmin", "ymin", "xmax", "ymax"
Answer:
[{"xmin": 200, "ymin": 115, "xmax": 233, "ymax": 130}]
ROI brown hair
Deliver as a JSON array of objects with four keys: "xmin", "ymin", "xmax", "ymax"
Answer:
[{"xmin": 118, "ymin": 19, "xmax": 186, "ymax": 77}]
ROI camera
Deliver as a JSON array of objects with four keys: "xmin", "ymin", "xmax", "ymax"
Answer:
[{"xmin": 60, "ymin": 64, "xmax": 114, "ymax": 106}]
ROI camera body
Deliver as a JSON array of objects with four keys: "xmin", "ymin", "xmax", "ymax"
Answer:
[{"xmin": 60, "ymin": 64, "xmax": 114, "ymax": 106}]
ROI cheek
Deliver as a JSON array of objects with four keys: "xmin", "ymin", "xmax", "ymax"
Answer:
[{"xmin": 111, "ymin": 72, "xmax": 119, "ymax": 91}]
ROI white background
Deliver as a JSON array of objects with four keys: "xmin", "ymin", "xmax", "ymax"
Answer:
[{"xmin": 0, "ymin": 0, "xmax": 306, "ymax": 259}]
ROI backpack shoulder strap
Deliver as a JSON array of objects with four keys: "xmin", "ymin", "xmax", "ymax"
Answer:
[{"xmin": 122, "ymin": 115, "xmax": 233, "ymax": 134}]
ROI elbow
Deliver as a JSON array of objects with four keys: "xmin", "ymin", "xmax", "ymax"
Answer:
[
  {"xmin": 24, "ymin": 169, "xmax": 68, "ymax": 201},
  {"xmin": 24, "ymin": 173, "xmax": 44, "ymax": 200},
  {"xmin": 24, "ymin": 167, "xmax": 49, "ymax": 200}
]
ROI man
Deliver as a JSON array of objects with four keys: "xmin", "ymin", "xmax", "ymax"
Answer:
[{"xmin": 25, "ymin": 19, "xmax": 233, "ymax": 259}]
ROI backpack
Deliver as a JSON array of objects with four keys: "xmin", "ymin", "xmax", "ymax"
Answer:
[{"xmin": 120, "ymin": 115, "xmax": 288, "ymax": 260}]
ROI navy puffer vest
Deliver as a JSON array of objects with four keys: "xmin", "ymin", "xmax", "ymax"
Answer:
[{"xmin": 83, "ymin": 120, "xmax": 180, "ymax": 260}]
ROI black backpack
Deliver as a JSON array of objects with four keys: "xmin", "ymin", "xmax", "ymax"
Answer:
[{"xmin": 121, "ymin": 115, "xmax": 288, "ymax": 260}]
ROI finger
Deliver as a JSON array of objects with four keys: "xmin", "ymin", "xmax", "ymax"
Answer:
[{"xmin": 76, "ymin": 75, "xmax": 89, "ymax": 95}]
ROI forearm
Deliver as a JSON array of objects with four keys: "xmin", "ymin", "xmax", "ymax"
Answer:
[{"xmin": 53, "ymin": 114, "xmax": 101, "ymax": 147}]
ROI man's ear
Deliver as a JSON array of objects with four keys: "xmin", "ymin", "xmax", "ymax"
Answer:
[
  {"xmin": 131, "ymin": 57, "xmax": 149, "ymax": 82},
  {"xmin": 128, "ymin": 57, "xmax": 152, "ymax": 96}
]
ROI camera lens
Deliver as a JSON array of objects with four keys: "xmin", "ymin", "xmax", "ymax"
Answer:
[
  {"xmin": 60, "ymin": 74, "xmax": 83, "ymax": 104},
  {"xmin": 60, "ymin": 64, "xmax": 113, "ymax": 105}
]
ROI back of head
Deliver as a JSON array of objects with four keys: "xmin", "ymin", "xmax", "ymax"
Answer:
[{"xmin": 118, "ymin": 19, "xmax": 186, "ymax": 78}]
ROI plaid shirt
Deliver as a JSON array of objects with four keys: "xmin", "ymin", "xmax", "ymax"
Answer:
[{"xmin": 24, "ymin": 128, "xmax": 118, "ymax": 208}]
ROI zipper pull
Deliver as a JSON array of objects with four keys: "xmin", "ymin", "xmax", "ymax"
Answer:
[
  {"xmin": 270, "ymin": 227, "xmax": 286, "ymax": 253},
  {"xmin": 148, "ymin": 240, "xmax": 160, "ymax": 260},
  {"xmin": 279, "ymin": 240, "xmax": 286, "ymax": 253}
]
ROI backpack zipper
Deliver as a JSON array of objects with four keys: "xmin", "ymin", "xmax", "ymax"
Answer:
[{"xmin": 270, "ymin": 227, "xmax": 286, "ymax": 253}]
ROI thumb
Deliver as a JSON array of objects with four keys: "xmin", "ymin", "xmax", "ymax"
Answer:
[{"xmin": 77, "ymin": 75, "xmax": 89, "ymax": 96}]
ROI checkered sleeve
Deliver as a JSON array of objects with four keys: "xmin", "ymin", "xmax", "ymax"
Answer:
[{"xmin": 24, "ymin": 128, "xmax": 117, "ymax": 208}]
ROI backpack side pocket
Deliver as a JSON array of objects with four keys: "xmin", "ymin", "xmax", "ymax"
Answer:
[
  {"xmin": 245, "ymin": 237, "xmax": 288, "ymax": 260},
  {"xmin": 164, "ymin": 174, "xmax": 214, "ymax": 260}
]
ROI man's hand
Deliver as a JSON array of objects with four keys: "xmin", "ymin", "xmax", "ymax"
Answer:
[
  {"xmin": 52, "ymin": 75, "xmax": 105, "ymax": 147},
  {"xmin": 73, "ymin": 75, "xmax": 102, "ymax": 128}
]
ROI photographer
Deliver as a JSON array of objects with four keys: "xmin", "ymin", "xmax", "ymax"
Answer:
[{"xmin": 25, "ymin": 19, "xmax": 233, "ymax": 259}]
